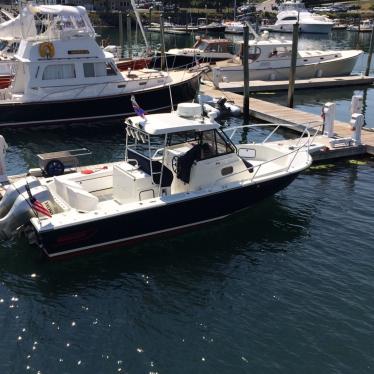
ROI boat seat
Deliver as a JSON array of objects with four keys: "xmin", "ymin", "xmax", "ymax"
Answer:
[
  {"xmin": 65, "ymin": 185, "xmax": 99, "ymax": 212},
  {"xmin": 54, "ymin": 176, "xmax": 83, "ymax": 202}
]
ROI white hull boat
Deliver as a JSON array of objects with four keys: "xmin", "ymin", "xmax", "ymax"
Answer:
[
  {"xmin": 0, "ymin": 104, "xmax": 312, "ymax": 258},
  {"xmin": 262, "ymin": 0, "xmax": 333, "ymax": 34},
  {"xmin": 212, "ymin": 32, "xmax": 362, "ymax": 86}
]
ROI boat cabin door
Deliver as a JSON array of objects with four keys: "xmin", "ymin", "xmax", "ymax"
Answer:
[{"xmin": 11, "ymin": 61, "xmax": 26, "ymax": 94}]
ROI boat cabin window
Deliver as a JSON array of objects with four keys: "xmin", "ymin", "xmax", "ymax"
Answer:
[
  {"xmin": 204, "ymin": 43, "xmax": 230, "ymax": 53},
  {"xmin": 197, "ymin": 42, "xmax": 208, "ymax": 51},
  {"xmin": 83, "ymin": 62, "xmax": 117, "ymax": 78},
  {"xmin": 42, "ymin": 64, "xmax": 76, "ymax": 80},
  {"xmin": 282, "ymin": 16, "xmax": 298, "ymax": 21},
  {"xmin": 236, "ymin": 45, "xmax": 261, "ymax": 62},
  {"xmin": 198, "ymin": 130, "xmax": 235, "ymax": 159},
  {"xmin": 167, "ymin": 130, "xmax": 235, "ymax": 160},
  {"xmin": 270, "ymin": 46, "xmax": 292, "ymax": 58}
]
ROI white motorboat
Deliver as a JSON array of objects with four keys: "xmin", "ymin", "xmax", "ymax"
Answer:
[
  {"xmin": 0, "ymin": 4, "xmax": 202, "ymax": 127},
  {"xmin": 212, "ymin": 31, "xmax": 362, "ymax": 86},
  {"xmin": 347, "ymin": 19, "xmax": 374, "ymax": 32},
  {"xmin": 197, "ymin": 18, "xmax": 226, "ymax": 33},
  {"xmin": 153, "ymin": 36, "xmax": 235, "ymax": 69},
  {"xmin": 0, "ymin": 103, "xmax": 312, "ymax": 258},
  {"xmin": 263, "ymin": 0, "xmax": 333, "ymax": 34},
  {"xmin": 224, "ymin": 21, "xmax": 245, "ymax": 34}
]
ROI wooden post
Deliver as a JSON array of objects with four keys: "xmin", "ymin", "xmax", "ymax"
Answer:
[
  {"xmin": 287, "ymin": 22, "xmax": 299, "ymax": 108},
  {"xmin": 127, "ymin": 13, "xmax": 132, "ymax": 59},
  {"xmin": 119, "ymin": 12, "xmax": 124, "ymax": 58},
  {"xmin": 243, "ymin": 23, "xmax": 250, "ymax": 120},
  {"xmin": 160, "ymin": 12, "xmax": 166, "ymax": 70},
  {"xmin": 365, "ymin": 24, "xmax": 374, "ymax": 76},
  {"xmin": 149, "ymin": 6, "xmax": 153, "ymax": 46},
  {"xmin": 205, "ymin": 4, "xmax": 208, "ymax": 37}
]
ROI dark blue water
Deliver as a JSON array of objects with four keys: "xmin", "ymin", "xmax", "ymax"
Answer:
[{"xmin": 1, "ymin": 30, "xmax": 374, "ymax": 373}]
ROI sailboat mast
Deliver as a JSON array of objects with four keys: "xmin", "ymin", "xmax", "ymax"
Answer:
[{"xmin": 130, "ymin": 0, "xmax": 149, "ymax": 51}]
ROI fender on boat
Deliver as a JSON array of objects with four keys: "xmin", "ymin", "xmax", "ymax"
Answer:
[
  {"xmin": 203, "ymin": 103, "xmax": 220, "ymax": 119},
  {"xmin": 0, "ymin": 177, "xmax": 41, "ymax": 218},
  {"xmin": 0, "ymin": 185, "xmax": 53, "ymax": 241}
]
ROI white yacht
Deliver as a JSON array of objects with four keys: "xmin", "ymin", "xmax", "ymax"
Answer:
[
  {"xmin": 0, "ymin": 103, "xmax": 312, "ymax": 258},
  {"xmin": 212, "ymin": 31, "xmax": 362, "ymax": 86},
  {"xmin": 153, "ymin": 37, "xmax": 235, "ymax": 69},
  {"xmin": 347, "ymin": 19, "xmax": 374, "ymax": 32},
  {"xmin": 224, "ymin": 21, "xmax": 245, "ymax": 34},
  {"xmin": 263, "ymin": 0, "xmax": 333, "ymax": 34},
  {"xmin": 0, "ymin": 4, "xmax": 202, "ymax": 127}
]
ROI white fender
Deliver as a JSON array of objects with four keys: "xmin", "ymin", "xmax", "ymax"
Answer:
[
  {"xmin": 203, "ymin": 103, "xmax": 220, "ymax": 119},
  {"xmin": 0, "ymin": 177, "xmax": 41, "ymax": 218},
  {"xmin": 0, "ymin": 135, "xmax": 8, "ymax": 182}
]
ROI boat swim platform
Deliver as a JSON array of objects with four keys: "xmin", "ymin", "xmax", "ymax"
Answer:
[
  {"xmin": 200, "ymin": 83, "xmax": 374, "ymax": 160},
  {"xmin": 212, "ymin": 75, "xmax": 374, "ymax": 93}
]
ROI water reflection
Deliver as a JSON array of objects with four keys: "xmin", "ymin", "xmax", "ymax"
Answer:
[{"xmin": 0, "ymin": 196, "xmax": 311, "ymax": 297}]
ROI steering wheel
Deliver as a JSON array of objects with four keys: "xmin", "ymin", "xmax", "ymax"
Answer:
[{"xmin": 171, "ymin": 156, "xmax": 179, "ymax": 174}]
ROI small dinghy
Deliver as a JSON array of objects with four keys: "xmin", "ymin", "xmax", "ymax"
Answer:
[{"xmin": 0, "ymin": 103, "xmax": 312, "ymax": 258}]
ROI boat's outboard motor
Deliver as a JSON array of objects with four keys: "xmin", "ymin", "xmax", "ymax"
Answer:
[
  {"xmin": 0, "ymin": 176, "xmax": 41, "ymax": 218},
  {"xmin": 0, "ymin": 184, "xmax": 53, "ymax": 240},
  {"xmin": 0, "ymin": 135, "xmax": 8, "ymax": 182}
]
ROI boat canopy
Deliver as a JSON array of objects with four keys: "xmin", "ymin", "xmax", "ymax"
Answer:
[
  {"xmin": 126, "ymin": 113, "xmax": 220, "ymax": 135},
  {"xmin": 0, "ymin": 3, "xmax": 95, "ymax": 41}
]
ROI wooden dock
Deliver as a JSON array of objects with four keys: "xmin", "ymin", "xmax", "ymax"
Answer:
[
  {"xmin": 201, "ymin": 83, "xmax": 374, "ymax": 159},
  {"xmin": 213, "ymin": 75, "xmax": 374, "ymax": 93}
]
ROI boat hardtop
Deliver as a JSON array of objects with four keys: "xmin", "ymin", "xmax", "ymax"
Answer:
[{"xmin": 127, "ymin": 111, "xmax": 220, "ymax": 135}]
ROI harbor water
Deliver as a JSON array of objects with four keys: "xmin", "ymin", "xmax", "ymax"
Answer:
[{"xmin": 0, "ymin": 29, "xmax": 374, "ymax": 373}]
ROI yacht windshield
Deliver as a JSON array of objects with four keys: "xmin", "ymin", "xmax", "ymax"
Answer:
[{"xmin": 197, "ymin": 42, "xmax": 208, "ymax": 51}]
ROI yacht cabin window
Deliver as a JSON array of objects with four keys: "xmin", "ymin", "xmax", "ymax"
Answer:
[
  {"xmin": 83, "ymin": 62, "xmax": 117, "ymax": 78},
  {"xmin": 236, "ymin": 45, "xmax": 261, "ymax": 62},
  {"xmin": 282, "ymin": 16, "xmax": 298, "ymax": 21},
  {"xmin": 42, "ymin": 64, "xmax": 76, "ymax": 80}
]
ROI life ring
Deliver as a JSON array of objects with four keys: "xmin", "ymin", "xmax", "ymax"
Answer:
[{"xmin": 39, "ymin": 42, "xmax": 55, "ymax": 59}]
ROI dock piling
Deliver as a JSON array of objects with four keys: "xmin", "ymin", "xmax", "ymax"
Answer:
[
  {"xmin": 127, "ymin": 13, "xmax": 132, "ymax": 59},
  {"xmin": 119, "ymin": 12, "xmax": 124, "ymax": 58},
  {"xmin": 322, "ymin": 102, "xmax": 336, "ymax": 137},
  {"xmin": 243, "ymin": 23, "xmax": 250, "ymax": 120},
  {"xmin": 287, "ymin": 22, "xmax": 299, "ymax": 108},
  {"xmin": 160, "ymin": 13, "xmax": 166, "ymax": 70},
  {"xmin": 365, "ymin": 25, "xmax": 374, "ymax": 76}
]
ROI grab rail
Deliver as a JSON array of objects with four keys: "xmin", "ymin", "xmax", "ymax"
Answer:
[{"xmin": 221, "ymin": 123, "xmax": 313, "ymax": 183}]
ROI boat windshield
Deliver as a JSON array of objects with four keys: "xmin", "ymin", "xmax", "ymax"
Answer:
[
  {"xmin": 126, "ymin": 129, "xmax": 235, "ymax": 162},
  {"xmin": 197, "ymin": 42, "xmax": 208, "ymax": 51}
]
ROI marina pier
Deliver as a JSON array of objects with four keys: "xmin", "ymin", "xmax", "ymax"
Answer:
[{"xmin": 201, "ymin": 81, "xmax": 374, "ymax": 160}]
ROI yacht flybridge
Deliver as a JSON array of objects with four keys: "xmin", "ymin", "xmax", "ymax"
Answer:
[
  {"xmin": 212, "ymin": 31, "xmax": 362, "ymax": 86},
  {"xmin": 0, "ymin": 4, "xmax": 202, "ymax": 127},
  {"xmin": 0, "ymin": 103, "xmax": 312, "ymax": 258}
]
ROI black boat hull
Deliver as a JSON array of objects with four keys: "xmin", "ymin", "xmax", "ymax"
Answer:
[
  {"xmin": 0, "ymin": 73, "xmax": 200, "ymax": 128},
  {"xmin": 37, "ymin": 171, "xmax": 299, "ymax": 258}
]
